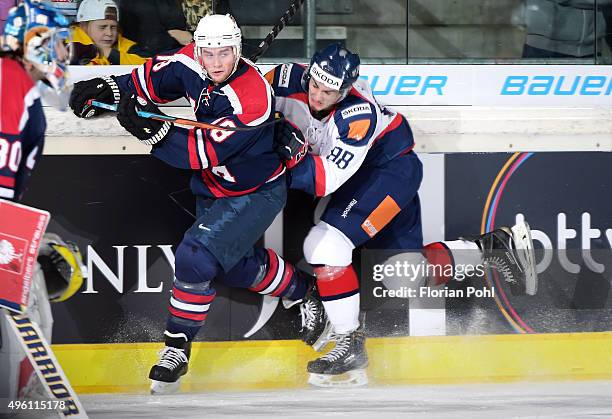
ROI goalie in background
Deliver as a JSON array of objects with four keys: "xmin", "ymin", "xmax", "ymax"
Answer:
[{"xmin": 0, "ymin": 0, "xmax": 85, "ymax": 400}]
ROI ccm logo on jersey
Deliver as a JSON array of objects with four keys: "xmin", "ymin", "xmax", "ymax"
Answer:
[
  {"xmin": 310, "ymin": 63, "xmax": 342, "ymax": 89},
  {"xmin": 279, "ymin": 63, "xmax": 293, "ymax": 88},
  {"xmin": 341, "ymin": 104, "xmax": 371, "ymax": 119}
]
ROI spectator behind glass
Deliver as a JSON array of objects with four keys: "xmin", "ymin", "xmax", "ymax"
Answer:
[
  {"xmin": 180, "ymin": 0, "xmax": 212, "ymax": 32},
  {"xmin": 119, "ymin": 0, "xmax": 192, "ymax": 56},
  {"xmin": 523, "ymin": 0, "xmax": 612, "ymax": 58},
  {"xmin": 71, "ymin": 0, "xmax": 149, "ymax": 65},
  {"xmin": 0, "ymin": 0, "xmax": 18, "ymax": 33}
]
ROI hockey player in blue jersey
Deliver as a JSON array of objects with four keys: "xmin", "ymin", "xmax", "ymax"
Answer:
[
  {"xmin": 267, "ymin": 43, "xmax": 538, "ymax": 387},
  {"xmin": 69, "ymin": 14, "xmax": 314, "ymax": 394}
]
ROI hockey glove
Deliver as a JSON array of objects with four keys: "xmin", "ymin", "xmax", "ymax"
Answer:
[
  {"xmin": 274, "ymin": 114, "xmax": 308, "ymax": 169},
  {"xmin": 69, "ymin": 76, "xmax": 121, "ymax": 118},
  {"xmin": 117, "ymin": 94, "xmax": 173, "ymax": 145}
]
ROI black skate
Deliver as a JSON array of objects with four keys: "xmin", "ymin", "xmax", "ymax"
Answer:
[
  {"xmin": 299, "ymin": 285, "xmax": 332, "ymax": 351},
  {"xmin": 149, "ymin": 331, "xmax": 191, "ymax": 395},
  {"xmin": 471, "ymin": 220, "xmax": 538, "ymax": 296},
  {"xmin": 307, "ymin": 330, "xmax": 368, "ymax": 387}
]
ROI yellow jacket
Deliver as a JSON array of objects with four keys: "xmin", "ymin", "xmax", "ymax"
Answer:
[{"xmin": 71, "ymin": 26, "xmax": 149, "ymax": 65}]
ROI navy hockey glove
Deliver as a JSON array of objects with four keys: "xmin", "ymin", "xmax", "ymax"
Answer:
[
  {"xmin": 274, "ymin": 115, "xmax": 308, "ymax": 169},
  {"xmin": 69, "ymin": 76, "xmax": 121, "ymax": 118},
  {"xmin": 117, "ymin": 94, "xmax": 173, "ymax": 145}
]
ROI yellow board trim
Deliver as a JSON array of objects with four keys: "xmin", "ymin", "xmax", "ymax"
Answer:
[{"xmin": 52, "ymin": 332, "xmax": 612, "ymax": 394}]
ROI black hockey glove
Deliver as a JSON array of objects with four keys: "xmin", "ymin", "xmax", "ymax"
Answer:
[
  {"xmin": 274, "ymin": 114, "xmax": 308, "ymax": 169},
  {"xmin": 117, "ymin": 94, "xmax": 173, "ymax": 145},
  {"xmin": 69, "ymin": 76, "xmax": 121, "ymax": 118}
]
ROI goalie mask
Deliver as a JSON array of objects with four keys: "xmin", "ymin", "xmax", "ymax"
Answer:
[
  {"xmin": 38, "ymin": 233, "xmax": 85, "ymax": 303},
  {"xmin": 193, "ymin": 14, "xmax": 242, "ymax": 82},
  {"xmin": 302, "ymin": 43, "xmax": 360, "ymax": 102},
  {"xmin": 2, "ymin": 0, "xmax": 72, "ymax": 108}
]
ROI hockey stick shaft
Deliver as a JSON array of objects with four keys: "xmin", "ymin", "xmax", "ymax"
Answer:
[
  {"xmin": 249, "ymin": 0, "xmax": 306, "ymax": 62},
  {"xmin": 89, "ymin": 100, "xmax": 282, "ymax": 132}
]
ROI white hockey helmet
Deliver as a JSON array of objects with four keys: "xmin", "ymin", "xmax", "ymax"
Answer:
[
  {"xmin": 76, "ymin": 0, "xmax": 119, "ymax": 23},
  {"xmin": 193, "ymin": 14, "xmax": 242, "ymax": 81}
]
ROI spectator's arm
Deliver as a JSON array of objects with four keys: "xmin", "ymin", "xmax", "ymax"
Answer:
[{"xmin": 167, "ymin": 29, "xmax": 193, "ymax": 46}]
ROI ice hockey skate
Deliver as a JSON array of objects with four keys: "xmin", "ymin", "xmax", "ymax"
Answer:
[
  {"xmin": 298, "ymin": 285, "xmax": 332, "ymax": 351},
  {"xmin": 307, "ymin": 330, "xmax": 368, "ymax": 387},
  {"xmin": 149, "ymin": 332, "xmax": 191, "ymax": 395},
  {"xmin": 471, "ymin": 220, "xmax": 538, "ymax": 296}
]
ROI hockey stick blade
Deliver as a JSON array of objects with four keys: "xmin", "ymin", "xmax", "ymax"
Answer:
[
  {"xmin": 89, "ymin": 100, "xmax": 283, "ymax": 132},
  {"xmin": 243, "ymin": 295, "xmax": 279, "ymax": 338}
]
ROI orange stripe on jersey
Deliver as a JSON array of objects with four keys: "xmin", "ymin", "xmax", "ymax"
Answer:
[
  {"xmin": 361, "ymin": 195, "xmax": 401, "ymax": 238},
  {"xmin": 348, "ymin": 119, "xmax": 370, "ymax": 141},
  {"xmin": 264, "ymin": 68, "xmax": 276, "ymax": 85}
]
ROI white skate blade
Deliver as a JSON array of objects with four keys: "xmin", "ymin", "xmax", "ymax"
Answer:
[
  {"xmin": 311, "ymin": 320, "xmax": 333, "ymax": 352},
  {"xmin": 510, "ymin": 221, "xmax": 538, "ymax": 295},
  {"xmin": 150, "ymin": 379, "xmax": 181, "ymax": 395},
  {"xmin": 308, "ymin": 369, "xmax": 368, "ymax": 388}
]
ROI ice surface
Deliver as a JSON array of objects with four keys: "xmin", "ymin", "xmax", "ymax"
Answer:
[{"xmin": 80, "ymin": 381, "xmax": 612, "ymax": 418}]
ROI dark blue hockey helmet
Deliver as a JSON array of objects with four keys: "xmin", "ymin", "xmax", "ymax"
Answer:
[{"xmin": 301, "ymin": 43, "xmax": 360, "ymax": 95}]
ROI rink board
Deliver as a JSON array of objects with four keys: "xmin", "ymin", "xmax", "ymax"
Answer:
[{"xmin": 51, "ymin": 332, "xmax": 612, "ymax": 393}]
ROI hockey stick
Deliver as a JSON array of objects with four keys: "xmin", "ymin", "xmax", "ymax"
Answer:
[
  {"xmin": 249, "ymin": 0, "xmax": 306, "ymax": 62},
  {"xmin": 88, "ymin": 100, "xmax": 283, "ymax": 132},
  {"xmin": 3, "ymin": 310, "xmax": 87, "ymax": 418}
]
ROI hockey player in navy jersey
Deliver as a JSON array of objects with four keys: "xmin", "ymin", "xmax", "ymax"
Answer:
[
  {"xmin": 266, "ymin": 43, "xmax": 538, "ymax": 387},
  {"xmin": 69, "ymin": 14, "xmax": 314, "ymax": 394},
  {"xmin": 0, "ymin": 0, "xmax": 85, "ymax": 400}
]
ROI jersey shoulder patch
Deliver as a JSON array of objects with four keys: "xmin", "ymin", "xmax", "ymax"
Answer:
[
  {"xmin": 340, "ymin": 103, "xmax": 372, "ymax": 119},
  {"xmin": 268, "ymin": 62, "xmax": 306, "ymax": 97},
  {"xmin": 334, "ymin": 97, "xmax": 375, "ymax": 144},
  {"xmin": 222, "ymin": 63, "xmax": 272, "ymax": 125}
]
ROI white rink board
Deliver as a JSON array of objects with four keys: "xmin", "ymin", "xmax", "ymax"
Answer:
[
  {"xmin": 47, "ymin": 65, "xmax": 612, "ymax": 155},
  {"xmin": 66, "ymin": 64, "xmax": 612, "ymax": 107}
]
